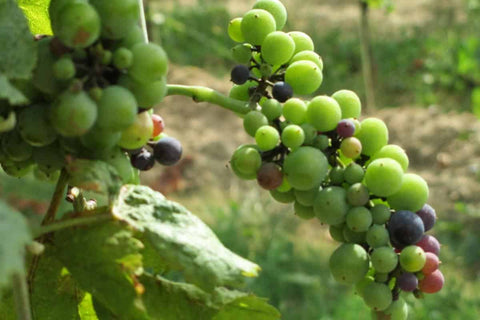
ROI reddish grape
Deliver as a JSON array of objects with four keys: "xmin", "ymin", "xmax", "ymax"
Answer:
[
  {"xmin": 257, "ymin": 162, "xmax": 283, "ymax": 190},
  {"xmin": 422, "ymin": 252, "xmax": 440, "ymax": 275},
  {"xmin": 336, "ymin": 119, "xmax": 355, "ymax": 138},
  {"xmin": 416, "ymin": 234, "xmax": 440, "ymax": 256},
  {"xmin": 152, "ymin": 114, "xmax": 165, "ymax": 137},
  {"xmin": 419, "ymin": 269, "xmax": 444, "ymax": 294}
]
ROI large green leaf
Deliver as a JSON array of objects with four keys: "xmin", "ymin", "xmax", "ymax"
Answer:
[
  {"xmin": 0, "ymin": 74, "xmax": 28, "ymax": 105},
  {"xmin": 31, "ymin": 249, "xmax": 82, "ymax": 320},
  {"xmin": 0, "ymin": 200, "xmax": 32, "ymax": 291},
  {"xmin": 17, "ymin": 0, "xmax": 53, "ymax": 35},
  {"xmin": 0, "ymin": 0, "xmax": 37, "ymax": 79},
  {"xmin": 141, "ymin": 275, "xmax": 280, "ymax": 320},
  {"xmin": 54, "ymin": 221, "xmax": 148, "ymax": 320},
  {"xmin": 113, "ymin": 185, "xmax": 261, "ymax": 291}
]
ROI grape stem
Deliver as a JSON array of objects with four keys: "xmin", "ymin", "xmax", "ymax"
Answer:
[
  {"xmin": 138, "ymin": 0, "xmax": 149, "ymax": 43},
  {"xmin": 166, "ymin": 84, "xmax": 250, "ymax": 114}
]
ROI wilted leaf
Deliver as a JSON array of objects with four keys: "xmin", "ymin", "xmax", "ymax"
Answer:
[{"xmin": 113, "ymin": 185, "xmax": 261, "ymax": 291}]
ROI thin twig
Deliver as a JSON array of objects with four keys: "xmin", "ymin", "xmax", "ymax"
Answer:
[{"xmin": 138, "ymin": 0, "xmax": 149, "ymax": 43}]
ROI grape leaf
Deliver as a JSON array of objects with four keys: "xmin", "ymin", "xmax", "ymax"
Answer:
[
  {"xmin": 141, "ymin": 275, "xmax": 280, "ymax": 320},
  {"xmin": 0, "ymin": 74, "xmax": 28, "ymax": 105},
  {"xmin": 113, "ymin": 185, "xmax": 261, "ymax": 291},
  {"xmin": 0, "ymin": 0, "xmax": 37, "ymax": 79},
  {"xmin": 54, "ymin": 221, "xmax": 148, "ymax": 320},
  {"xmin": 78, "ymin": 293, "xmax": 100, "ymax": 320},
  {"xmin": 17, "ymin": 0, "xmax": 53, "ymax": 35},
  {"xmin": 31, "ymin": 249, "xmax": 83, "ymax": 320},
  {"xmin": 0, "ymin": 200, "xmax": 32, "ymax": 291}
]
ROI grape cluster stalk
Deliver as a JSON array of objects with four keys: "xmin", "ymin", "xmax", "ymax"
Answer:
[
  {"xmin": 0, "ymin": 0, "xmax": 183, "ymax": 185},
  {"xmin": 226, "ymin": 1, "xmax": 444, "ymax": 318}
]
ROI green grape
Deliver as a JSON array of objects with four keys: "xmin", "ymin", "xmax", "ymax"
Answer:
[
  {"xmin": 52, "ymin": 2, "xmax": 100, "ymax": 48},
  {"xmin": 344, "ymin": 162, "xmax": 364, "ymax": 184},
  {"xmin": 32, "ymin": 143, "xmax": 66, "ymax": 172},
  {"xmin": 314, "ymin": 186, "xmax": 349, "ymax": 225},
  {"xmin": 0, "ymin": 111, "xmax": 16, "ymax": 133},
  {"xmin": 241, "ymin": 9, "xmax": 276, "ymax": 45},
  {"xmin": 384, "ymin": 297, "xmax": 408, "ymax": 320},
  {"xmin": 53, "ymin": 57, "xmax": 75, "ymax": 80},
  {"xmin": 232, "ymin": 44, "xmax": 253, "ymax": 64},
  {"xmin": 300, "ymin": 123, "xmax": 316, "ymax": 145},
  {"xmin": 366, "ymin": 225, "xmax": 390, "ymax": 248},
  {"xmin": 230, "ymin": 145, "xmax": 261, "ymax": 176},
  {"xmin": 346, "ymin": 206, "xmax": 372, "ymax": 232},
  {"xmin": 355, "ymin": 275, "xmax": 375, "ymax": 297},
  {"xmin": 294, "ymin": 186, "xmax": 319, "ymax": 207},
  {"xmin": 288, "ymin": 31, "xmax": 314, "ymax": 55},
  {"xmin": 100, "ymin": 50, "xmax": 112, "ymax": 65},
  {"xmin": 103, "ymin": 148, "xmax": 135, "ymax": 183},
  {"xmin": 329, "ymin": 223, "xmax": 346, "ymax": 242},
  {"xmin": 1, "ymin": 159, "xmax": 34, "ymax": 178},
  {"xmin": 365, "ymin": 158, "xmax": 404, "ymax": 197},
  {"xmin": 306, "ymin": 96, "xmax": 342, "ymax": 132},
  {"xmin": 261, "ymin": 31, "xmax": 295, "ymax": 65},
  {"xmin": 329, "ymin": 243, "xmax": 369, "ymax": 285},
  {"xmin": 285, "ymin": 61, "xmax": 322, "ymax": 95},
  {"xmin": 255, "ymin": 125, "xmax": 279, "ymax": 151},
  {"xmin": 283, "ymin": 146, "xmax": 328, "ymax": 190},
  {"xmin": 90, "ymin": 0, "xmax": 140, "ymax": 39},
  {"xmin": 228, "ymin": 17, "xmax": 245, "ymax": 42},
  {"xmin": 243, "ymin": 111, "xmax": 268, "ymax": 137},
  {"xmin": 346, "ymin": 183, "xmax": 369, "ymax": 206},
  {"xmin": 253, "ymin": 0, "xmax": 287, "ymax": 30},
  {"xmin": 80, "ymin": 125, "xmax": 122, "ymax": 151},
  {"xmin": 332, "ymin": 90, "xmax": 362, "ymax": 119},
  {"xmin": 2, "ymin": 130, "xmax": 32, "ymax": 161},
  {"xmin": 229, "ymin": 80, "xmax": 257, "ymax": 101},
  {"xmin": 128, "ymin": 43, "xmax": 168, "ymax": 83},
  {"xmin": 375, "ymin": 272, "xmax": 389, "ymax": 283},
  {"xmin": 113, "ymin": 47, "xmax": 133, "ymax": 69},
  {"xmin": 118, "ymin": 75, "xmax": 167, "ymax": 109},
  {"xmin": 294, "ymin": 201, "xmax": 315, "ymax": 220},
  {"xmin": 283, "ymin": 98, "xmax": 307, "ymax": 124},
  {"xmin": 343, "ymin": 226, "xmax": 367, "ymax": 244},
  {"xmin": 329, "ymin": 166, "xmax": 345, "ymax": 185},
  {"xmin": 311, "ymin": 134, "xmax": 329, "ymax": 150},
  {"xmin": 355, "ymin": 118, "xmax": 389, "ymax": 156},
  {"xmin": 281, "ymin": 124, "xmax": 305, "ymax": 149},
  {"xmin": 276, "ymin": 176, "xmax": 291, "ymax": 192},
  {"xmin": 50, "ymin": 90, "xmax": 97, "ymax": 137},
  {"xmin": 32, "ymin": 38, "xmax": 61, "ymax": 95},
  {"xmin": 269, "ymin": 189, "xmax": 295, "ymax": 203},
  {"xmin": 119, "ymin": 25, "xmax": 145, "ymax": 48},
  {"xmin": 290, "ymin": 50, "xmax": 323, "ymax": 70},
  {"xmin": 96, "ymin": 86, "xmax": 137, "ymax": 131},
  {"xmin": 371, "ymin": 247, "xmax": 398, "ymax": 273},
  {"xmin": 362, "ymin": 282, "xmax": 392, "ymax": 311},
  {"xmin": 261, "ymin": 99, "xmax": 283, "ymax": 121},
  {"xmin": 387, "ymin": 173, "xmax": 429, "ymax": 212},
  {"xmin": 17, "ymin": 104, "xmax": 57, "ymax": 147},
  {"xmin": 34, "ymin": 166, "xmax": 60, "ymax": 183},
  {"xmin": 117, "ymin": 111, "xmax": 153, "ymax": 150},
  {"xmin": 399, "ymin": 245, "xmax": 426, "ymax": 272},
  {"xmin": 371, "ymin": 144, "xmax": 409, "ymax": 172},
  {"xmin": 371, "ymin": 204, "xmax": 391, "ymax": 224},
  {"xmin": 340, "ymin": 137, "xmax": 362, "ymax": 159}
]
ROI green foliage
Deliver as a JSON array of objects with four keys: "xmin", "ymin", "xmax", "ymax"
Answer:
[
  {"xmin": 0, "ymin": 74, "xmax": 28, "ymax": 105},
  {"xmin": 0, "ymin": 200, "xmax": 32, "ymax": 291},
  {"xmin": 17, "ymin": 0, "xmax": 53, "ymax": 35},
  {"xmin": 113, "ymin": 185, "xmax": 261, "ymax": 291}
]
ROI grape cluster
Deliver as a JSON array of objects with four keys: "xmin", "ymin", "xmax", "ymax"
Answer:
[
  {"xmin": 228, "ymin": 1, "xmax": 443, "ymax": 318},
  {"xmin": 0, "ymin": 0, "xmax": 182, "ymax": 182}
]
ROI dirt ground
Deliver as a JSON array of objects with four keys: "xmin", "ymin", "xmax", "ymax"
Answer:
[{"xmin": 144, "ymin": 64, "xmax": 480, "ymax": 217}]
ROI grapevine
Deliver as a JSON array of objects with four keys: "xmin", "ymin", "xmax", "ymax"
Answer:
[{"xmin": 0, "ymin": 0, "xmax": 444, "ymax": 319}]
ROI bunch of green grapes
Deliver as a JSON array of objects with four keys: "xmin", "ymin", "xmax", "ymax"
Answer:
[
  {"xmin": 0, "ymin": 0, "xmax": 182, "ymax": 183},
  {"xmin": 228, "ymin": 1, "xmax": 443, "ymax": 318}
]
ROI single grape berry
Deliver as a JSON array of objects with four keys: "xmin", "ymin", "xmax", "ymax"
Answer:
[
  {"xmin": 416, "ymin": 204, "xmax": 436, "ymax": 232},
  {"xmin": 337, "ymin": 119, "xmax": 356, "ymax": 138},
  {"xmin": 153, "ymin": 137, "xmax": 183, "ymax": 166},
  {"xmin": 257, "ymin": 162, "xmax": 283, "ymax": 190},
  {"xmin": 415, "ymin": 234, "xmax": 441, "ymax": 256},
  {"xmin": 230, "ymin": 65, "xmax": 250, "ymax": 85},
  {"xmin": 130, "ymin": 149, "xmax": 155, "ymax": 171},
  {"xmin": 397, "ymin": 272, "xmax": 418, "ymax": 292},
  {"xmin": 388, "ymin": 210, "xmax": 425, "ymax": 248},
  {"xmin": 151, "ymin": 114, "xmax": 165, "ymax": 137},
  {"xmin": 272, "ymin": 82, "xmax": 293, "ymax": 102}
]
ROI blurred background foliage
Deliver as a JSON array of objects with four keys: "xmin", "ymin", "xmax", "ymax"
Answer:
[{"xmin": 4, "ymin": 0, "xmax": 480, "ymax": 319}]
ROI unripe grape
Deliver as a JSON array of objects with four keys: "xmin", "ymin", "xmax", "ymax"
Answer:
[
  {"xmin": 306, "ymin": 96, "xmax": 342, "ymax": 132},
  {"xmin": 329, "ymin": 243, "xmax": 369, "ymax": 285},
  {"xmin": 96, "ymin": 85, "xmax": 138, "ymax": 131},
  {"xmin": 243, "ymin": 111, "xmax": 268, "ymax": 137},
  {"xmin": 228, "ymin": 17, "xmax": 245, "ymax": 42},
  {"xmin": 128, "ymin": 43, "xmax": 168, "ymax": 83},
  {"xmin": 269, "ymin": 189, "xmax": 295, "ymax": 203},
  {"xmin": 332, "ymin": 90, "xmax": 362, "ymax": 119},
  {"xmin": 400, "ymin": 245, "xmax": 426, "ymax": 272},
  {"xmin": 387, "ymin": 173, "xmax": 429, "ymax": 212},
  {"xmin": 362, "ymin": 282, "xmax": 392, "ymax": 311},
  {"xmin": 281, "ymin": 124, "xmax": 305, "ymax": 149},
  {"xmin": 340, "ymin": 137, "xmax": 362, "ymax": 159},
  {"xmin": 53, "ymin": 57, "xmax": 75, "ymax": 80},
  {"xmin": 261, "ymin": 99, "xmax": 283, "ymax": 121},
  {"xmin": 371, "ymin": 247, "xmax": 398, "ymax": 273},
  {"xmin": 290, "ymin": 51, "xmax": 323, "ymax": 70},
  {"xmin": 294, "ymin": 202, "xmax": 315, "ymax": 220},
  {"xmin": 285, "ymin": 61, "xmax": 323, "ymax": 95},
  {"xmin": 113, "ymin": 47, "xmax": 133, "ymax": 69},
  {"xmin": 364, "ymin": 158, "xmax": 404, "ymax": 197},
  {"xmin": 117, "ymin": 111, "xmax": 153, "ymax": 150},
  {"xmin": 355, "ymin": 118, "xmax": 389, "ymax": 156},
  {"xmin": 241, "ymin": 9, "xmax": 276, "ymax": 45},
  {"xmin": 283, "ymin": 98, "xmax": 307, "ymax": 124},
  {"xmin": 283, "ymin": 147, "xmax": 328, "ymax": 190},
  {"xmin": 370, "ymin": 144, "xmax": 409, "ymax": 172},
  {"xmin": 90, "ymin": 0, "xmax": 140, "ymax": 39},
  {"xmin": 255, "ymin": 125, "xmax": 279, "ymax": 151},
  {"xmin": 231, "ymin": 44, "xmax": 252, "ymax": 64},
  {"xmin": 288, "ymin": 31, "xmax": 314, "ymax": 55},
  {"xmin": 314, "ymin": 186, "xmax": 349, "ymax": 225},
  {"xmin": 253, "ymin": 0, "xmax": 287, "ymax": 30},
  {"xmin": 261, "ymin": 31, "xmax": 295, "ymax": 65}
]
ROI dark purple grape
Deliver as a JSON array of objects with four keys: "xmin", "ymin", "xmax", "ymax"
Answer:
[
  {"xmin": 416, "ymin": 234, "xmax": 440, "ymax": 256},
  {"xmin": 388, "ymin": 210, "xmax": 425, "ymax": 247},
  {"xmin": 257, "ymin": 162, "xmax": 283, "ymax": 190},
  {"xmin": 153, "ymin": 137, "xmax": 183, "ymax": 166},
  {"xmin": 130, "ymin": 149, "xmax": 155, "ymax": 171},
  {"xmin": 272, "ymin": 82, "xmax": 293, "ymax": 102},
  {"xmin": 336, "ymin": 119, "xmax": 355, "ymax": 138},
  {"xmin": 397, "ymin": 272, "xmax": 418, "ymax": 292},
  {"xmin": 230, "ymin": 65, "xmax": 250, "ymax": 85},
  {"xmin": 416, "ymin": 204, "xmax": 436, "ymax": 232}
]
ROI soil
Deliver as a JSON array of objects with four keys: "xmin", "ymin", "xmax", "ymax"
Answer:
[{"xmin": 144, "ymin": 64, "xmax": 480, "ymax": 217}]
